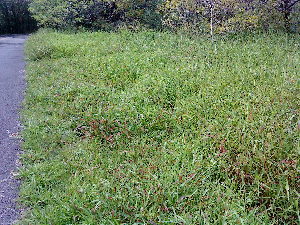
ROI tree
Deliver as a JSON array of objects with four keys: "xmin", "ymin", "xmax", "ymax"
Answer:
[
  {"xmin": 0, "ymin": 0, "xmax": 36, "ymax": 34},
  {"xmin": 276, "ymin": 0, "xmax": 300, "ymax": 30},
  {"xmin": 160, "ymin": 0, "xmax": 300, "ymax": 33},
  {"xmin": 28, "ymin": 0, "xmax": 299, "ymax": 32},
  {"xmin": 29, "ymin": 0, "xmax": 162, "ymax": 30}
]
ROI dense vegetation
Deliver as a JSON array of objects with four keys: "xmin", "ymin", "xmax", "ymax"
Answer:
[
  {"xmin": 0, "ymin": 0, "xmax": 36, "ymax": 34},
  {"xmin": 29, "ymin": 0, "xmax": 162, "ymax": 31},
  {"xmin": 28, "ymin": 0, "xmax": 300, "ymax": 33},
  {"xmin": 1, "ymin": 0, "xmax": 299, "ymax": 34},
  {"xmin": 21, "ymin": 30, "xmax": 299, "ymax": 224}
]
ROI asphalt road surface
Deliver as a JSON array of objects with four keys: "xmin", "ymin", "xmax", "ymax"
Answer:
[{"xmin": 0, "ymin": 35, "xmax": 27, "ymax": 224}]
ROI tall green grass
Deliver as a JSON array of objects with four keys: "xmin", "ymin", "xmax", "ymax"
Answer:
[{"xmin": 21, "ymin": 30, "xmax": 299, "ymax": 224}]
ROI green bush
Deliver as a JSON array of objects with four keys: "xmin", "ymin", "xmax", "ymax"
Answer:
[
  {"xmin": 28, "ymin": 0, "xmax": 300, "ymax": 33},
  {"xmin": 160, "ymin": 0, "xmax": 300, "ymax": 33},
  {"xmin": 29, "ymin": 0, "xmax": 162, "ymax": 30}
]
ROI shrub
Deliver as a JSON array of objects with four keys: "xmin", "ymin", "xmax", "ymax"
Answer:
[
  {"xmin": 27, "ymin": 0, "xmax": 300, "ymax": 33},
  {"xmin": 159, "ymin": 0, "xmax": 299, "ymax": 33},
  {"xmin": 29, "ymin": 0, "xmax": 162, "ymax": 30}
]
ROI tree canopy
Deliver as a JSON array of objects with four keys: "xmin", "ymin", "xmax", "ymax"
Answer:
[
  {"xmin": 0, "ymin": 0, "xmax": 36, "ymax": 34},
  {"xmin": 1, "ymin": 0, "xmax": 299, "ymax": 34}
]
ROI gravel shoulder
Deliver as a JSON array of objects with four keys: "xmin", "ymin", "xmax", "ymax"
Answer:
[{"xmin": 0, "ymin": 35, "xmax": 27, "ymax": 225}]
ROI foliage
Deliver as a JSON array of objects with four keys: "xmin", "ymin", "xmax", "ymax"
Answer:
[
  {"xmin": 29, "ymin": 0, "xmax": 162, "ymax": 30},
  {"xmin": 159, "ymin": 0, "xmax": 300, "ymax": 33},
  {"xmin": 21, "ymin": 30, "xmax": 300, "ymax": 224},
  {"xmin": 1, "ymin": 0, "xmax": 299, "ymax": 33},
  {"xmin": 29, "ymin": 0, "xmax": 118, "ymax": 30},
  {"xmin": 114, "ymin": 0, "xmax": 162, "ymax": 29},
  {"xmin": 0, "ymin": 0, "xmax": 36, "ymax": 34}
]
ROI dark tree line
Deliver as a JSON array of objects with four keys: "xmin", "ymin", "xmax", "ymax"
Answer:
[
  {"xmin": 29, "ymin": 0, "xmax": 300, "ymax": 33},
  {"xmin": 277, "ymin": 0, "xmax": 300, "ymax": 30},
  {"xmin": 0, "ymin": 0, "xmax": 36, "ymax": 34},
  {"xmin": 29, "ymin": 0, "xmax": 162, "ymax": 31},
  {"xmin": 0, "ymin": 0, "xmax": 299, "ymax": 34}
]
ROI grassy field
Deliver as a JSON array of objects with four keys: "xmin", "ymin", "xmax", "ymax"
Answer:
[{"xmin": 21, "ymin": 30, "xmax": 299, "ymax": 224}]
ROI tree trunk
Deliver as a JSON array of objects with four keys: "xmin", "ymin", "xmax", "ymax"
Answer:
[{"xmin": 282, "ymin": 0, "xmax": 291, "ymax": 31}]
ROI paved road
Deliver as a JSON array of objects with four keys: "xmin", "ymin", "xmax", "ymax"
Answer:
[{"xmin": 0, "ymin": 35, "xmax": 27, "ymax": 224}]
